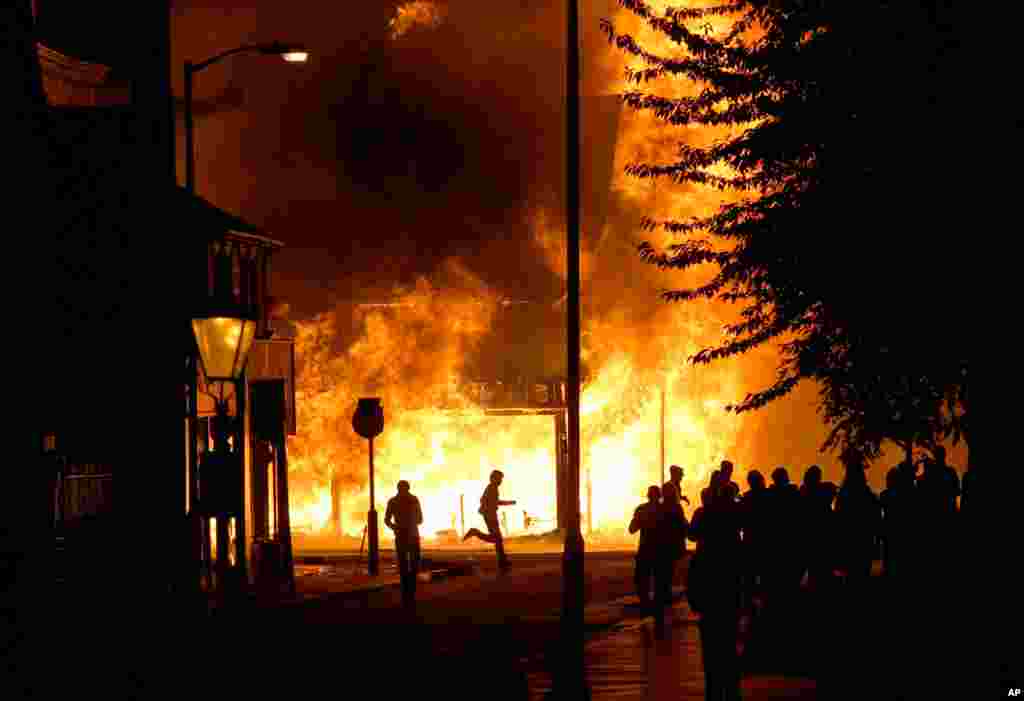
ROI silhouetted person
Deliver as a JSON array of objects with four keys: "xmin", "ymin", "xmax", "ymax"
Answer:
[
  {"xmin": 739, "ymin": 469, "xmax": 770, "ymax": 600},
  {"xmin": 463, "ymin": 469, "xmax": 516, "ymax": 573},
  {"xmin": 766, "ymin": 467, "xmax": 803, "ymax": 603},
  {"xmin": 689, "ymin": 478, "xmax": 743, "ymax": 701},
  {"xmin": 652, "ymin": 482, "xmax": 687, "ymax": 637},
  {"xmin": 701, "ymin": 469, "xmax": 721, "ymax": 506},
  {"xmin": 959, "ymin": 456, "xmax": 974, "ymax": 551},
  {"xmin": 835, "ymin": 458, "xmax": 881, "ymax": 586},
  {"xmin": 384, "ymin": 480, "xmax": 423, "ymax": 610},
  {"xmin": 719, "ymin": 460, "xmax": 741, "ymax": 501},
  {"xmin": 800, "ymin": 465, "xmax": 836, "ymax": 590},
  {"xmin": 663, "ymin": 464, "xmax": 692, "ymax": 507},
  {"xmin": 629, "ymin": 485, "xmax": 661, "ymax": 610},
  {"xmin": 917, "ymin": 445, "xmax": 959, "ymax": 533},
  {"xmin": 879, "ymin": 464, "xmax": 916, "ymax": 581}
]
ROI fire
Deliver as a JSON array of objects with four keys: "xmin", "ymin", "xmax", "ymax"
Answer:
[
  {"xmin": 285, "ymin": 285, "xmax": 745, "ymax": 546},
  {"xmin": 283, "ymin": 3, "xmax": 764, "ymax": 548},
  {"xmin": 388, "ymin": 1, "xmax": 446, "ymax": 40}
]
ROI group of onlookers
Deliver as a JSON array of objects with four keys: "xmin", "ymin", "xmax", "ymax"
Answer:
[{"xmin": 630, "ymin": 447, "xmax": 972, "ymax": 701}]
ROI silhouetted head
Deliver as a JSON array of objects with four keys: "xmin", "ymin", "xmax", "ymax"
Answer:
[
  {"xmin": 898, "ymin": 459, "xmax": 917, "ymax": 482},
  {"xmin": 885, "ymin": 467, "xmax": 900, "ymax": 490},
  {"xmin": 490, "ymin": 469, "xmax": 504, "ymax": 484},
  {"xmin": 747, "ymin": 470, "xmax": 765, "ymax": 490},
  {"xmin": 771, "ymin": 467, "xmax": 790, "ymax": 486},
  {"xmin": 647, "ymin": 485, "xmax": 661, "ymax": 502},
  {"xmin": 669, "ymin": 465, "xmax": 683, "ymax": 482},
  {"xmin": 720, "ymin": 460, "xmax": 734, "ymax": 479},
  {"xmin": 397, "ymin": 480, "xmax": 410, "ymax": 494},
  {"xmin": 841, "ymin": 449, "xmax": 866, "ymax": 472},
  {"xmin": 803, "ymin": 465, "xmax": 822, "ymax": 487},
  {"xmin": 709, "ymin": 469, "xmax": 721, "ymax": 487},
  {"xmin": 663, "ymin": 483, "xmax": 679, "ymax": 504},
  {"xmin": 842, "ymin": 462, "xmax": 867, "ymax": 488}
]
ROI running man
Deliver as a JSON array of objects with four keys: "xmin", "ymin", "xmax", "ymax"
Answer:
[{"xmin": 463, "ymin": 469, "xmax": 516, "ymax": 573}]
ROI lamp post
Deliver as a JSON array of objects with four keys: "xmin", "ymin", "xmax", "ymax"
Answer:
[
  {"xmin": 353, "ymin": 398, "xmax": 384, "ymax": 576},
  {"xmin": 192, "ymin": 303, "xmax": 258, "ymax": 588},
  {"xmin": 561, "ymin": 0, "xmax": 586, "ymax": 696},
  {"xmin": 184, "ymin": 40, "xmax": 306, "ymax": 593},
  {"xmin": 184, "ymin": 41, "xmax": 309, "ymax": 194}
]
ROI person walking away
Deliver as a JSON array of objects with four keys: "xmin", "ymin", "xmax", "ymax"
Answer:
[
  {"xmin": 689, "ymin": 477, "xmax": 743, "ymax": 701},
  {"xmin": 739, "ymin": 470, "xmax": 769, "ymax": 605},
  {"xmin": 835, "ymin": 457, "xmax": 881, "ymax": 588},
  {"xmin": 384, "ymin": 480, "xmax": 423, "ymax": 610},
  {"xmin": 916, "ymin": 445, "xmax": 960, "ymax": 569},
  {"xmin": 800, "ymin": 465, "xmax": 836, "ymax": 591},
  {"xmin": 628, "ymin": 485, "xmax": 661, "ymax": 611},
  {"xmin": 765, "ymin": 467, "xmax": 803, "ymax": 606},
  {"xmin": 652, "ymin": 482, "xmax": 687, "ymax": 638},
  {"xmin": 879, "ymin": 464, "xmax": 916, "ymax": 583},
  {"xmin": 463, "ymin": 469, "xmax": 516, "ymax": 574}
]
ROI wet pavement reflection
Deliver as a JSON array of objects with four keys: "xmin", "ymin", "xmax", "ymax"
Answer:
[{"xmin": 526, "ymin": 598, "xmax": 817, "ymax": 700}]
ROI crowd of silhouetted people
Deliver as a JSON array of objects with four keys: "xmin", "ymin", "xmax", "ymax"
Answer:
[{"xmin": 630, "ymin": 447, "xmax": 972, "ymax": 701}]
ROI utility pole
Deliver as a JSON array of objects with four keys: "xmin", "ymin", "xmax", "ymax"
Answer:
[
  {"xmin": 561, "ymin": 0, "xmax": 587, "ymax": 697},
  {"xmin": 660, "ymin": 380, "xmax": 666, "ymax": 487},
  {"xmin": 586, "ymin": 466, "xmax": 592, "ymax": 535}
]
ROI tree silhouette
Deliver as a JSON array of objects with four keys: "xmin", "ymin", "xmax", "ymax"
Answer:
[
  {"xmin": 602, "ymin": 1, "xmax": 967, "ymax": 454},
  {"xmin": 818, "ymin": 343, "xmax": 947, "ymax": 464}
]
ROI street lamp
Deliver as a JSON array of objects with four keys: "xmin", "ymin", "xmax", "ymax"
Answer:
[
  {"xmin": 191, "ymin": 314, "xmax": 258, "ymax": 389},
  {"xmin": 184, "ymin": 41, "xmax": 309, "ymax": 194},
  {"xmin": 190, "ymin": 301, "xmax": 257, "ymax": 592}
]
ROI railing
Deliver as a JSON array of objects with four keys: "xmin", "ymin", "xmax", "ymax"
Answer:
[
  {"xmin": 52, "ymin": 461, "xmax": 115, "ymax": 586},
  {"xmin": 54, "ymin": 460, "xmax": 114, "ymax": 527},
  {"xmin": 440, "ymin": 377, "xmax": 571, "ymax": 413}
]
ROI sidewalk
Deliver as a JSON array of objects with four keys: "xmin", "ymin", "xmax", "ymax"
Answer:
[{"xmin": 203, "ymin": 556, "xmax": 475, "ymax": 613}]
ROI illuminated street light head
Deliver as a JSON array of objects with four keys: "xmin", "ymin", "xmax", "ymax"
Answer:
[{"xmin": 259, "ymin": 41, "xmax": 309, "ymax": 63}]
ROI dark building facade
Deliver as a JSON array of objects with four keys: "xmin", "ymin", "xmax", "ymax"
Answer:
[
  {"xmin": 8, "ymin": 2, "xmax": 294, "ymax": 613},
  {"xmin": 9, "ymin": 2, "xmax": 182, "ymax": 611}
]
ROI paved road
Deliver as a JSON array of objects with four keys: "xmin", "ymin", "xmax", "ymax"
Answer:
[{"xmin": 8, "ymin": 548, "xmax": 988, "ymax": 700}]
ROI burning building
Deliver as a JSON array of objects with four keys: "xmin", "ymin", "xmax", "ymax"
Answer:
[{"xmin": 280, "ymin": 88, "xmax": 747, "ymax": 548}]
